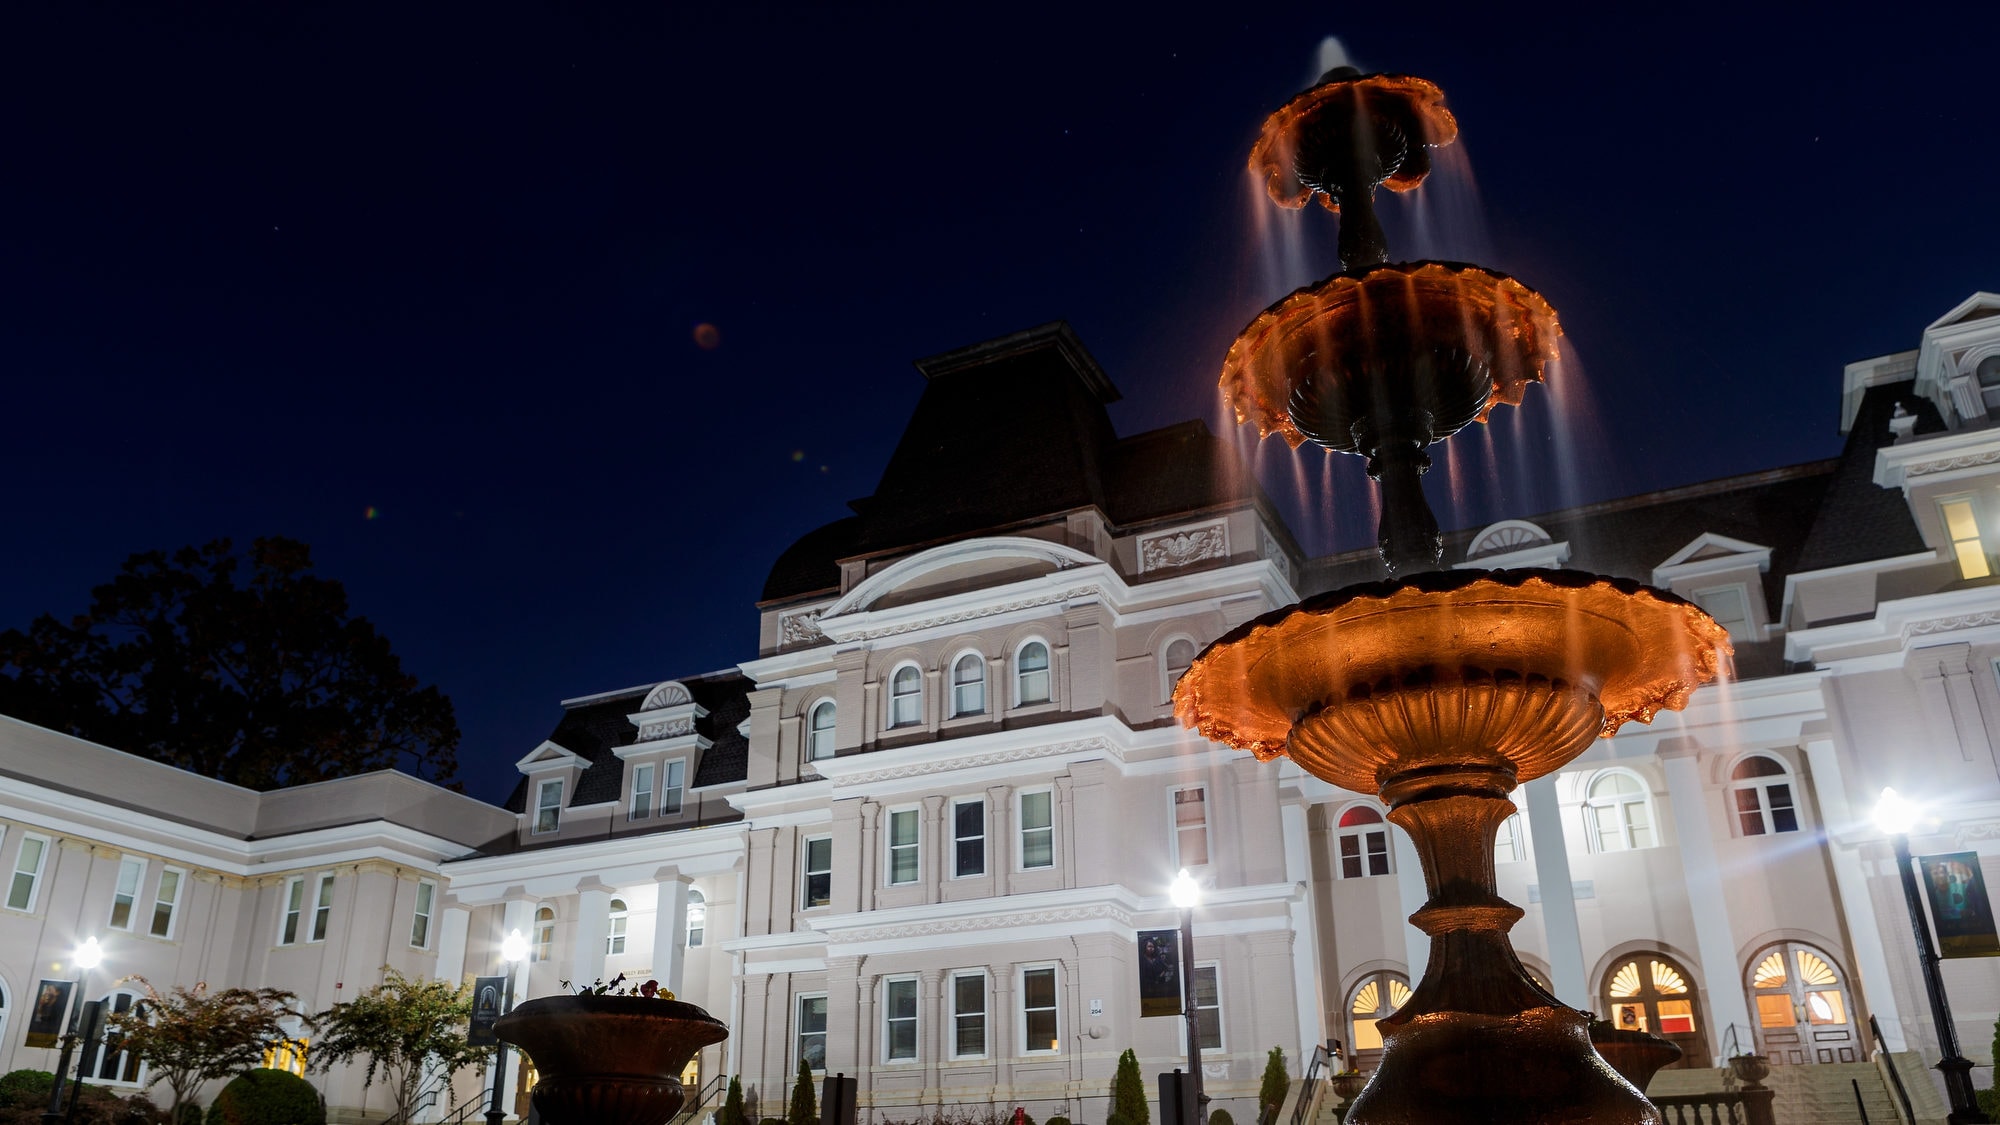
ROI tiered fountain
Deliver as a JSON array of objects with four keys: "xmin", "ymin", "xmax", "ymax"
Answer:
[{"xmin": 1175, "ymin": 69, "xmax": 1732, "ymax": 1123}]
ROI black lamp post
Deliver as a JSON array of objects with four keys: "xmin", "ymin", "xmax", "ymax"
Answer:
[
  {"xmin": 1170, "ymin": 870, "xmax": 1205, "ymax": 1125},
  {"xmin": 41, "ymin": 937, "xmax": 102, "ymax": 1125},
  {"xmin": 1877, "ymin": 788, "xmax": 1989, "ymax": 1124},
  {"xmin": 486, "ymin": 929, "xmax": 530, "ymax": 1125}
]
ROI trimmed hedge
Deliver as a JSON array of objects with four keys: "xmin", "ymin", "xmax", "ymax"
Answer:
[
  {"xmin": 204, "ymin": 1070, "xmax": 323, "ymax": 1125},
  {"xmin": 0, "ymin": 1071, "xmax": 55, "ymax": 1109}
]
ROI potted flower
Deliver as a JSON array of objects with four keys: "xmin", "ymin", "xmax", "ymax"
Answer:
[
  {"xmin": 495, "ymin": 975, "xmax": 729, "ymax": 1125},
  {"xmin": 1586, "ymin": 1016, "xmax": 1682, "ymax": 1091}
]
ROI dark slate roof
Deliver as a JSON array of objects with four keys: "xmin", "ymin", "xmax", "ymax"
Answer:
[
  {"xmin": 1792, "ymin": 381, "xmax": 1943, "ymax": 573},
  {"xmin": 762, "ymin": 323, "xmax": 1255, "ymax": 602},
  {"xmin": 502, "ymin": 670, "xmax": 753, "ymax": 813}
]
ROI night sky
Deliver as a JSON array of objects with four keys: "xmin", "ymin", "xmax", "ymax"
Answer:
[{"xmin": 4, "ymin": 6, "xmax": 1996, "ymax": 802}]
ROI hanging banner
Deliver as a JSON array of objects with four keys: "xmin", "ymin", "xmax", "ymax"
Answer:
[
  {"xmin": 468, "ymin": 975, "xmax": 508, "ymax": 1045},
  {"xmin": 1920, "ymin": 851, "xmax": 2000, "ymax": 959},
  {"xmin": 1138, "ymin": 929, "xmax": 1183, "ymax": 1017},
  {"xmin": 25, "ymin": 979, "xmax": 75, "ymax": 1049}
]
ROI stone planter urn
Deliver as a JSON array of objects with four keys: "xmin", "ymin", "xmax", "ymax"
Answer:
[
  {"xmin": 1588, "ymin": 1026, "xmax": 1683, "ymax": 1092},
  {"xmin": 1727, "ymin": 1053, "xmax": 1772, "ymax": 1087},
  {"xmin": 494, "ymin": 995, "xmax": 729, "ymax": 1125},
  {"xmin": 1331, "ymin": 1071, "xmax": 1367, "ymax": 1102}
]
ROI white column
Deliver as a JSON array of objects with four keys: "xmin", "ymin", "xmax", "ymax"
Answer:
[
  {"xmin": 1802, "ymin": 737, "xmax": 1906, "ymax": 1048},
  {"xmin": 573, "ymin": 884, "xmax": 611, "ymax": 991},
  {"xmin": 1525, "ymin": 776, "xmax": 1589, "ymax": 1008},
  {"xmin": 1281, "ymin": 800, "xmax": 1326, "ymax": 1055},
  {"xmin": 1392, "ymin": 825, "xmax": 1430, "ymax": 981},
  {"xmin": 1659, "ymin": 749, "xmax": 1755, "ymax": 1062},
  {"xmin": 435, "ymin": 904, "xmax": 471, "ymax": 983},
  {"xmin": 653, "ymin": 873, "xmax": 692, "ymax": 996}
]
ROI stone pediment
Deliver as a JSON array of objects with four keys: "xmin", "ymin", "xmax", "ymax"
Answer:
[{"xmin": 514, "ymin": 740, "xmax": 586, "ymax": 773}]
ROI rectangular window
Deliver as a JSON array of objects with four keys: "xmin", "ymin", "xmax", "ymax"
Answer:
[
  {"xmin": 1694, "ymin": 585, "xmax": 1751, "ymax": 639},
  {"xmin": 950, "ymin": 971, "xmax": 987, "ymax": 1058},
  {"xmin": 801, "ymin": 836, "xmax": 833, "ymax": 909},
  {"xmin": 887, "ymin": 808, "xmax": 920, "ymax": 885},
  {"xmin": 884, "ymin": 976, "xmax": 918, "ymax": 1062},
  {"xmin": 309, "ymin": 873, "xmax": 335, "ymax": 942},
  {"xmin": 1943, "ymin": 497, "xmax": 1991, "ymax": 579},
  {"xmin": 1192, "ymin": 964, "xmax": 1222, "ymax": 1050},
  {"xmin": 7, "ymin": 833, "xmax": 49, "ymax": 912},
  {"xmin": 1020, "ymin": 790, "xmax": 1054, "ymax": 870},
  {"xmin": 631, "ymin": 763, "xmax": 655, "ymax": 821},
  {"xmin": 279, "ymin": 876, "xmax": 305, "ymax": 944},
  {"xmin": 150, "ymin": 867, "xmax": 184, "ymax": 938},
  {"xmin": 1173, "ymin": 787, "xmax": 1210, "ymax": 868},
  {"xmin": 954, "ymin": 799, "xmax": 986, "ymax": 877},
  {"xmin": 535, "ymin": 779, "xmax": 564, "ymax": 834},
  {"xmin": 109, "ymin": 856, "xmax": 146, "ymax": 930},
  {"xmin": 1339, "ymin": 828, "xmax": 1391, "ymax": 878},
  {"xmin": 1021, "ymin": 966, "xmax": 1059, "ymax": 1053},
  {"xmin": 797, "ymin": 994, "xmax": 828, "ymax": 1071},
  {"xmin": 663, "ymin": 759, "xmax": 686, "ymax": 815},
  {"xmin": 410, "ymin": 880, "xmax": 436, "ymax": 948}
]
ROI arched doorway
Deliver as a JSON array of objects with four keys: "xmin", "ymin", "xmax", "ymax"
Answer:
[
  {"xmin": 1602, "ymin": 953, "xmax": 1709, "ymax": 1068},
  {"xmin": 1746, "ymin": 943, "xmax": 1859, "ymax": 1064},
  {"xmin": 1345, "ymin": 971, "xmax": 1411, "ymax": 1073}
]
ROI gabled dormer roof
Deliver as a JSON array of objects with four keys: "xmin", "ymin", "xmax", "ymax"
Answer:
[
  {"xmin": 514, "ymin": 739, "xmax": 586, "ymax": 774},
  {"xmin": 1653, "ymin": 533, "xmax": 1772, "ymax": 586}
]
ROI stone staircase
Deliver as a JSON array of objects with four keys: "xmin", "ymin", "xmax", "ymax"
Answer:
[{"xmin": 1645, "ymin": 1054, "xmax": 1950, "ymax": 1125}]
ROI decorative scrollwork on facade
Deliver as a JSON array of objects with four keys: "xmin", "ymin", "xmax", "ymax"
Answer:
[
  {"xmin": 1904, "ymin": 611, "xmax": 2000, "ymax": 642},
  {"xmin": 1906, "ymin": 450, "xmax": 2000, "ymax": 477},
  {"xmin": 641, "ymin": 680, "xmax": 693, "ymax": 710},
  {"xmin": 638, "ymin": 716, "xmax": 697, "ymax": 742},
  {"xmin": 1139, "ymin": 521, "xmax": 1229, "ymax": 573},
  {"xmin": 779, "ymin": 610, "xmax": 825, "ymax": 647}
]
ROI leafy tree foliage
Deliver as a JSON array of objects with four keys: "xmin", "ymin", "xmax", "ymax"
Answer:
[
  {"xmin": 1110, "ymin": 1048, "xmax": 1148, "ymax": 1125},
  {"xmin": 0, "ymin": 538, "xmax": 459, "ymax": 789},
  {"xmin": 787, "ymin": 1059, "xmax": 816, "ymax": 1125},
  {"xmin": 107, "ymin": 979, "xmax": 298, "ymax": 1119},
  {"xmin": 308, "ymin": 971, "xmax": 485, "ymax": 1123},
  {"xmin": 1258, "ymin": 1046, "xmax": 1289, "ymax": 1124}
]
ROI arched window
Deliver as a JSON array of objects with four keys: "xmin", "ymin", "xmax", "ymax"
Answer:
[
  {"xmin": 1747, "ymin": 942, "xmax": 1858, "ymax": 1063},
  {"xmin": 1347, "ymin": 972, "xmax": 1411, "ymax": 1066},
  {"xmin": 83, "ymin": 991, "xmax": 146, "ymax": 1083},
  {"xmin": 807, "ymin": 701, "xmax": 836, "ymax": 761},
  {"xmin": 1336, "ymin": 806, "xmax": 1391, "ymax": 879},
  {"xmin": 1163, "ymin": 638, "xmax": 1196, "ymax": 702},
  {"xmin": 1603, "ymin": 952, "xmax": 1706, "ymax": 1067},
  {"xmin": 889, "ymin": 665, "xmax": 922, "ymax": 727},
  {"xmin": 606, "ymin": 898, "xmax": 628, "ymax": 956},
  {"xmin": 1586, "ymin": 771, "xmax": 1657, "ymax": 852},
  {"xmin": 1016, "ymin": 641, "xmax": 1051, "ymax": 706},
  {"xmin": 1496, "ymin": 812, "xmax": 1527, "ymax": 864},
  {"xmin": 951, "ymin": 654, "xmax": 986, "ymax": 716},
  {"xmin": 1730, "ymin": 755, "xmax": 1799, "ymax": 836},
  {"xmin": 532, "ymin": 904, "xmax": 556, "ymax": 962},
  {"xmin": 686, "ymin": 889, "xmax": 706, "ymax": 947}
]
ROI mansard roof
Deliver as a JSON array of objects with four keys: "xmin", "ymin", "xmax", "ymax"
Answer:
[
  {"xmin": 1792, "ymin": 381, "xmax": 1941, "ymax": 574},
  {"xmin": 502, "ymin": 669, "xmax": 751, "ymax": 814}
]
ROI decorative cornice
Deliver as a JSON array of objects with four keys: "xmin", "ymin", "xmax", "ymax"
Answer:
[
  {"xmin": 822, "ymin": 585, "xmax": 1108, "ymax": 643},
  {"xmin": 1139, "ymin": 520, "xmax": 1229, "ymax": 574},
  {"xmin": 833, "ymin": 735, "xmax": 1112, "ymax": 787},
  {"xmin": 1905, "ymin": 611, "xmax": 2000, "ymax": 643},
  {"xmin": 1908, "ymin": 450, "xmax": 2000, "ymax": 478},
  {"xmin": 834, "ymin": 900, "xmax": 1135, "ymax": 944}
]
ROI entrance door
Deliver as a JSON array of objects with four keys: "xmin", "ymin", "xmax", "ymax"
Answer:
[
  {"xmin": 1748, "ymin": 943, "xmax": 1859, "ymax": 1064},
  {"xmin": 1346, "ymin": 972, "xmax": 1412, "ymax": 1074},
  {"xmin": 1603, "ymin": 954, "xmax": 1710, "ymax": 1068}
]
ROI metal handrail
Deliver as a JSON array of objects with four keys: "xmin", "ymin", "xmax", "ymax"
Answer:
[
  {"xmin": 669, "ymin": 1074, "xmax": 729, "ymax": 1125},
  {"xmin": 1287, "ymin": 1045, "xmax": 1332, "ymax": 1125},
  {"xmin": 1871, "ymin": 1015, "xmax": 1919, "ymax": 1125}
]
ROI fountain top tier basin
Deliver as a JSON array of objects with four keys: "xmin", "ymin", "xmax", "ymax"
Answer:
[
  {"xmin": 1173, "ymin": 569, "xmax": 1731, "ymax": 794},
  {"xmin": 1250, "ymin": 70, "xmax": 1458, "ymax": 213}
]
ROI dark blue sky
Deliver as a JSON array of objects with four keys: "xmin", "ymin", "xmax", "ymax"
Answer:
[{"xmin": 4, "ymin": 5, "xmax": 1996, "ymax": 802}]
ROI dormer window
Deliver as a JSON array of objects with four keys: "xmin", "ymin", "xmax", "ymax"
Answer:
[
  {"xmin": 1941, "ymin": 496, "xmax": 1992, "ymax": 579},
  {"xmin": 1692, "ymin": 585, "xmax": 1752, "ymax": 639},
  {"xmin": 534, "ymin": 779, "xmax": 564, "ymax": 834}
]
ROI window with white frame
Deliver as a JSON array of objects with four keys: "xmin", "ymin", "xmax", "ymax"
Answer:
[
  {"xmin": 889, "ymin": 664, "xmax": 923, "ymax": 727},
  {"xmin": 1019, "ymin": 790, "xmax": 1054, "ymax": 870},
  {"xmin": 532, "ymin": 905, "xmax": 555, "ymax": 962},
  {"xmin": 1020, "ymin": 966, "xmax": 1060, "ymax": 1053},
  {"xmin": 606, "ymin": 897, "xmax": 629, "ymax": 955},
  {"xmin": 1587, "ymin": 771, "xmax": 1657, "ymax": 851},
  {"xmin": 0, "ymin": 980, "xmax": 10, "ymax": 1057},
  {"xmin": 149, "ymin": 867, "xmax": 184, "ymax": 939},
  {"xmin": 7, "ymin": 833, "xmax": 49, "ymax": 912},
  {"xmin": 686, "ymin": 889, "xmax": 706, "ymax": 947},
  {"xmin": 1496, "ymin": 813, "xmax": 1527, "ymax": 864},
  {"xmin": 278, "ymin": 876, "xmax": 306, "ymax": 944},
  {"xmin": 952, "ymin": 653, "xmax": 986, "ymax": 716},
  {"xmin": 1016, "ymin": 641, "xmax": 1051, "ymax": 706},
  {"xmin": 109, "ymin": 856, "xmax": 146, "ymax": 931},
  {"xmin": 1730, "ymin": 755, "xmax": 1800, "ymax": 836},
  {"xmin": 807, "ymin": 700, "xmax": 836, "ymax": 760},
  {"xmin": 1172, "ymin": 786, "xmax": 1210, "ymax": 868},
  {"xmin": 950, "ymin": 971, "xmax": 987, "ymax": 1058},
  {"xmin": 802, "ymin": 836, "xmax": 833, "ymax": 908},
  {"xmin": 1191, "ymin": 964, "xmax": 1222, "ymax": 1050},
  {"xmin": 410, "ymin": 880, "xmax": 436, "ymax": 948},
  {"xmin": 797, "ymin": 993, "xmax": 828, "ymax": 1071},
  {"xmin": 883, "ymin": 976, "xmax": 919, "ymax": 1062},
  {"xmin": 1163, "ymin": 638, "xmax": 1196, "ymax": 702},
  {"xmin": 953, "ymin": 798, "xmax": 986, "ymax": 877},
  {"xmin": 84, "ymin": 991, "xmax": 146, "ymax": 1083},
  {"xmin": 631, "ymin": 762, "xmax": 656, "ymax": 820},
  {"xmin": 534, "ymin": 779, "xmax": 564, "ymax": 834},
  {"xmin": 1692, "ymin": 584, "xmax": 1752, "ymax": 640},
  {"xmin": 887, "ymin": 808, "xmax": 920, "ymax": 885},
  {"xmin": 309, "ymin": 873, "xmax": 335, "ymax": 942},
  {"xmin": 1336, "ymin": 807, "xmax": 1392, "ymax": 878},
  {"xmin": 1941, "ymin": 496, "xmax": 1992, "ymax": 580},
  {"xmin": 661, "ymin": 759, "xmax": 686, "ymax": 815}
]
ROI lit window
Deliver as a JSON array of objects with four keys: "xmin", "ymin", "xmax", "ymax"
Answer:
[
  {"xmin": 1164, "ymin": 638, "xmax": 1196, "ymax": 702},
  {"xmin": 1587, "ymin": 771, "xmax": 1657, "ymax": 852},
  {"xmin": 889, "ymin": 666, "xmax": 922, "ymax": 727},
  {"xmin": 631, "ymin": 763, "xmax": 655, "ymax": 821},
  {"xmin": 606, "ymin": 898, "xmax": 628, "ymax": 955},
  {"xmin": 802, "ymin": 836, "xmax": 833, "ymax": 908},
  {"xmin": 1173, "ymin": 787, "xmax": 1210, "ymax": 868},
  {"xmin": 807, "ymin": 701, "xmax": 836, "ymax": 760},
  {"xmin": 797, "ymin": 994, "xmax": 828, "ymax": 1071},
  {"xmin": 1496, "ymin": 813, "xmax": 1527, "ymax": 864},
  {"xmin": 1019, "ymin": 791, "xmax": 1054, "ymax": 870},
  {"xmin": 279, "ymin": 876, "xmax": 305, "ymax": 944},
  {"xmin": 954, "ymin": 799, "xmax": 986, "ymax": 877},
  {"xmin": 262, "ymin": 1037, "xmax": 309, "ymax": 1077},
  {"xmin": 1192, "ymin": 965, "xmax": 1222, "ymax": 1051},
  {"xmin": 1336, "ymin": 807, "xmax": 1392, "ymax": 878},
  {"xmin": 950, "ymin": 971, "xmax": 987, "ymax": 1058},
  {"xmin": 887, "ymin": 808, "xmax": 920, "ymax": 885},
  {"xmin": 884, "ymin": 977, "xmax": 918, "ymax": 1062},
  {"xmin": 535, "ymin": 779, "xmax": 564, "ymax": 835},
  {"xmin": 1693, "ymin": 585, "xmax": 1751, "ymax": 639},
  {"xmin": 410, "ymin": 880, "xmax": 435, "ymax": 948},
  {"xmin": 109, "ymin": 857, "xmax": 146, "ymax": 931},
  {"xmin": 309, "ymin": 874, "xmax": 335, "ymax": 942},
  {"xmin": 1730, "ymin": 755, "xmax": 1800, "ymax": 836},
  {"xmin": 661, "ymin": 759, "xmax": 686, "ymax": 815},
  {"xmin": 1348, "ymin": 973, "xmax": 1411, "ymax": 1054},
  {"xmin": 532, "ymin": 905, "xmax": 555, "ymax": 962},
  {"xmin": 686, "ymin": 889, "xmax": 706, "ymax": 948},
  {"xmin": 84, "ymin": 992, "xmax": 146, "ymax": 1083},
  {"xmin": 7, "ymin": 833, "xmax": 49, "ymax": 912},
  {"xmin": 1604, "ymin": 956, "xmax": 1697, "ymax": 1037},
  {"xmin": 1017, "ymin": 641, "xmax": 1051, "ymax": 706},
  {"xmin": 952, "ymin": 654, "xmax": 986, "ymax": 716},
  {"xmin": 150, "ymin": 868, "xmax": 184, "ymax": 939},
  {"xmin": 1942, "ymin": 497, "xmax": 1991, "ymax": 579},
  {"xmin": 1021, "ymin": 966, "xmax": 1059, "ymax": 1053}
]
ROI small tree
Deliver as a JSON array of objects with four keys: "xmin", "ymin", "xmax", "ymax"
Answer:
[
  {"xmin": 309, "ymin": 970, "xmax": 486, "ymax": 1124},
  {"xmin": 108, "ymin": 979, "xmax": 298, "ymax": 1119},
  {"xmin": 1258, "ymin": 1047, "xmax": 1289, "ymax": 1124},
  {"xmin": 787, "ymin": 1060, "xmax": 816, "ymax": 1125},
  {"xmin": 719, "ymin": 1075, "xmax": 747, "ymax": 1125},
  {"xmin": 1110, "ymin": 1048, "xmax": 1148, "ymax": 1125}
]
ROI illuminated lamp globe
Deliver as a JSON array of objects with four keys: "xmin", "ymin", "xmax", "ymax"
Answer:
[
  {"xmin": 1170, "ymin": 869, "xmax": 1201, "ymax": 910},
  {"xmin": 501, "ymin": 928, "xmax": 530, "ymax": 964},
  {"xmin": 75, "ymin": 936, "xmax": 104, "ymax": 970},
  {"xmin": 1875, "ymin": 787, "xmax": 1923, "ymax": 836}
]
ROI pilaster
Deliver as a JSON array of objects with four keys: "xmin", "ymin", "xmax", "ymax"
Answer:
[
  {"xmin": 1659, "ymin": 745, "xmax": 1754, "ymax": 1062},
  {"xmin": 1525, "ymin": 775, "xmax": 1589, "ymax": 1008}
]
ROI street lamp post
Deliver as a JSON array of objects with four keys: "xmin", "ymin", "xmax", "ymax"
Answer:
[
  {"xmin": 1170, "ymin": 870, "xmax": 1205, "ymax": 1125},
  {"xmin": 1876, "ymin": 788, "xmax": 1989, "ymax": 1124},
  {"xmin": 42, "ymin": 937, "xmax": 103, "ymax": 1125},
  {"xmin": 486, "ymin": 929, "xmax": 530, "ymax": 1125}
]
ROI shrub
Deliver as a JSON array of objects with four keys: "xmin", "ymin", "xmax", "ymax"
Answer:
[
  {"xmin": 1109, "ymin": 1050, "xmax": 1148, "ymax": 1125},
  {"xmin": 0, "ymin": 1071, "xmax": 55, "ymax": 1109},
  {"xmin": 1107, "ymin": 1115, "xmax": 1130, "ymax": 1125},
  {"xmin": 1258, "ymin": 1047, "xmax": 1289, "ymax": 1125},
  {"xmin": 177, "ymin": 1104, "xmax": 205, "ymax": 1125},
  {"xmin": 1047, "ymin": 1117, "xmax": 1072, "ymax": 1125},
  {"xmin": 719, "ymin": 1076, "xmax": 747, "ymax": 1125},
  {"xmin": 788, "ymin": 1060, "xmax": 817, "ymax": 1125},
  {"xmin": 761, "ymin": 1117, "xmax": 787, "ymax": 1125},
  {"xmin": 1209, "ymin": 1112, "xmax": 1234, "ymax": 1125},
  {"xmin": 205, "ymin": 1069, "xmax": 324, "ymax": 1125}
]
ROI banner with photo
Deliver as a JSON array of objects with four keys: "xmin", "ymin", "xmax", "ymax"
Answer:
[
  {"xmin": 25, "ymin": 979, "xmax": 74, "ymax": 1049},
  {"xmin": 468, "ymin": 975, "xmax": 508, "ymax": 1045},
  {"xmin": 1137, "ymin": 929, "xmax": 1183, "ymax": 1017},
  {"xmin": 1920, "ymin": 851, "xmax": 2000, "ymax": 959}
]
